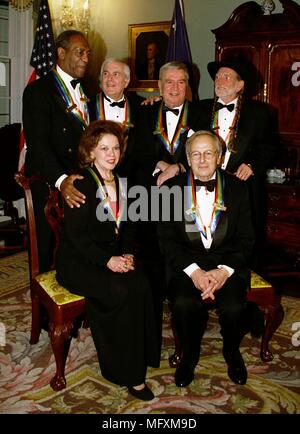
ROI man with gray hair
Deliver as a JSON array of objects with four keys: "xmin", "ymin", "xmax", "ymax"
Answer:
[
  {"xmin": 158, "ymin": 130, "xmax": 255, "ymax": 388},
  {"xmin": 93, "ymin": 58, "xmax": 144, "ymax": 177},
  {"xmin": 133, "ymin": 62, "xmax": 205, "ymax": 357}
]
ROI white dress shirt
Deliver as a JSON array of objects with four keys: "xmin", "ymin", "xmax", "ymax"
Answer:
[
  {"xmin": 152, "ymin": 104, "xmax": 185, "ymax": 177},
  {"xmin": 166, "ymin": 104, "xmax": 183, "ymax": 141},
  {"xmin": 103, "ymin": 95, "xmax": 126, "ymax": 123},
  {"xmin": 183, "ymin": 176, "xmax": 234, "ymax": 278},
  {"xmin": 216, "ymin": 97, "xmax": 238, "ymax": 170}
]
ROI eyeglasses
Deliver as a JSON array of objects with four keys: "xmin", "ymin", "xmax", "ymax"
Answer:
[{"xmin": 189, "ymin": 151, "xmax": 217, "ymax": 161}]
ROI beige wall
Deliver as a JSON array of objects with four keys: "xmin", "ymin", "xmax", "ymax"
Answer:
[{"xmin": 49, "ymin": 0, "xmax": 300, "ymax": 99}]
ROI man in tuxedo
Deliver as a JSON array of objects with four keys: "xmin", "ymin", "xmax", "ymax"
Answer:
[
  {"xmin": 93, "ymin": 58, "xmax": 144, "ymax": 178},
  {"xmin": 135, "ymin": 61, "xmax": 204, "ymax": 188},
  {"xmin": 197, "ymin": 58, "xmax": 275, "ymax": 271},
  {"xmin": 158, "ymin": 130, "xmax": 255, "ymax": 387},
  {"xmin": 23, "ymin": 30, "xmax": 91, "ymax": 271},
  {"xmin": 133, "ymin": 61, "xmax": 204, "ymax": 356}
]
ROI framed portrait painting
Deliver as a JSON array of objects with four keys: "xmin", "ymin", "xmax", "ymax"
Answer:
[{"xmin": 128, "ymin": 21, "xmax": 170, "ymax": 92}]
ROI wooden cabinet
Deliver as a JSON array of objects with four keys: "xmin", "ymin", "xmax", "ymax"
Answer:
[
  {"xmin": 263, "ymin": 181, "xmax": 300, "ymax": 293},
  {"xmin": 267, "ymin": 182, "xmax": 300, "ymax": 264},
  {"xmin": 212, "ymin": 0, "xmax": 300, "ymax": 292},
  {"xmin": 212, "ymin": 0, "xmax": 300, "ymax": 177}
]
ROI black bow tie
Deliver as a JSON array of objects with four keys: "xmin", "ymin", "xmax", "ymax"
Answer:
[
  {"xmin": 70, "ymin": 78, "xmax": 81, "ymax": 89},
  {"xmin": 215, "ymin": 102, "xmax": 235, "ymax": 112},
  {"xmin": 194, "ymin": 178, "xmax": 216, "ymax": 192},
  {"xmin": 162, "ymin": 105, "xmax": 180, "ymax": 116},
  {"xmin": 110, "ymin": 100, "xmax": 125, "ymax": 108},
  {"xmin": 103, "ymin": 94, "xmax": 125, "ymax": 108}
]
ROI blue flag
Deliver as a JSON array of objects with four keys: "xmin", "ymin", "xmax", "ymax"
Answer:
[{"xmin": 165, "ymin": 0, "xmax": 198, "ymax": 100}]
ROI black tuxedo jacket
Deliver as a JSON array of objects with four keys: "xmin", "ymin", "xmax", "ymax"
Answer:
[
  {"xmin": 23, "ymin": 71, "xmax": 90, "ymax": 186},
  {"xmin": 157, "ymin": 169, "xmax": 255, "ymax": 283},
  {"xmin": 196, "ymin": 98, "xmax": 274, "ymax": 176},
  {"xmin": 89, "ymin": 91, "xmax": 144, "ymax": 177},
  {"xmin": 134, "ymin": 100, "xmax": 204, "ymax": 187}
]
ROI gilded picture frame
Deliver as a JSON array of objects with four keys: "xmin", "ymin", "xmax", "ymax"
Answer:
[{"xmin": 128, "ymin": 21, "xmax": 171, "ymax": 92}]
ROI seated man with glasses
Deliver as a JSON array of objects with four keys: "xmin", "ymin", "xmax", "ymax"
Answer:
[{"xmin": 157, "ymin": 130, "xmax": 255, "ymax": 388}]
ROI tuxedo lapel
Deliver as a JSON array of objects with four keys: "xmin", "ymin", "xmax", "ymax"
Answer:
[
  {"xmin": 210, "ymin": 172, "xmax": 232, "ymax": 248},
  {"xmin": 173, "ymin": 101, "xmax": 190, "ymax": 159},
  {"xmin": 226, "ymin": 103, "xmax": 249, "ymax": 172},
  {"xmin": 49, "ymin": 72, "xmax": 89, "ymax": 132},
  {"xmin": 182, "ymin": 172, "xmax": 201, "ymax": 243},
  {"xmin": 210, "ymin": 211, "xmax": 228, "ymax": 248},
  {"xmin": 53, "ymin": 91, "xmax": 85, "ymax": 132}
]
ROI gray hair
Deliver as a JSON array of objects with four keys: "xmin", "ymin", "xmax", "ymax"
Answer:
[
  {"xmin": 159, "ymin": 61, "xmax": 189, "ymax": 81},
  {"xmin": 100, "ymin": 58, "xmax": 131, "ymax": 82},
  {"xmin": 185, "ymin": 130, "xmax": 224, "ymax": 156}
]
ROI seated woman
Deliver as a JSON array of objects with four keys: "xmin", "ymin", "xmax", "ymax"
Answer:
[{"xmin": 56, "ymin": 120, "xmax": 159, "ymax": 401}]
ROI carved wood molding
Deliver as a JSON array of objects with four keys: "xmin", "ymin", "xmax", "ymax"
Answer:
[
  {"xmin": 9, "ymin": 0, "xmax": 34, "ymax": 11},
  {"xmin": 212, "ymin": 0, "xmax": 300, "ymax": 37}
]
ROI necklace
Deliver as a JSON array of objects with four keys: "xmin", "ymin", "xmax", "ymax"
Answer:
[{"xmin": 102, "ymin": 175, "xmax": 115, "ymax": 183}]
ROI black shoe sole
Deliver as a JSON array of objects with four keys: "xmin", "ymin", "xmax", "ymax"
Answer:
[{"xmin": 128, "ymin": 385, "xmax": 154, "ymax": 401}]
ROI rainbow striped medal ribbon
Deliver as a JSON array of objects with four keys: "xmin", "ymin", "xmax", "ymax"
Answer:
[
  {"xmin": 153, "ymin": 101, "xmax": 189, "ymax": 155},
  {"xmin": 52, "ymin": 69, "xmax": 89, "ymax": 128},
  {"xmin": 87, "ymin": 167, "xmax": 127, "ymax": 233},
  {"xmin": 185, "ymin": 170, "xmax": 226, "ymax": 239},
  {"xmin": 96, "ymin": 93, "xmax": 133, "ymax": 134},
  {"xmin": 212, "ymin": 110, "xmax": 237, "ymax": 153}
]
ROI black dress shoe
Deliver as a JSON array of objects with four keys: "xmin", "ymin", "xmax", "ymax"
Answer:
[
  {"xmin": 175, "ymin": 363, "xmax": 195, "ymax": 387},
  {"xmin": 128, "ymin": 384, "xmax": 154, "ymax": 401},
  {"xmin": 226, "ymin": 352, "xmax": 247, "ymax": 385}
]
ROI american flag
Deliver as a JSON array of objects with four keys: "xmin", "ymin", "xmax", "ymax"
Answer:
[
  {"xmin": 165, "ymin": 0, "xmax": 198, "ymax": 101},
  {"xmin": 18, "ymin": 0, "xmax": 56, "ymax": 172}
]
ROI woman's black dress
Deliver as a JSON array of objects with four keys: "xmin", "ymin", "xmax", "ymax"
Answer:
[{"xmin": 56, "ymin": 167, "xmax": 160, "ymax": 386}]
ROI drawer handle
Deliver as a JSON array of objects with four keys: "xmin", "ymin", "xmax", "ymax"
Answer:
[
  {"xmin": 269, "ymin": 194, "xmax": 280, "ymax": 201},
  {"xmin": 268, "ymin": 208, "xmax": 280, "ymax": 217},
  {"xmin": 267, "ymin": 225, "xmax": 279, "ymax": 233}
]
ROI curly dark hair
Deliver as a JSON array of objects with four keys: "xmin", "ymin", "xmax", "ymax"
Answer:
[{"xmin": 78, "ymin": 120, "xmax": 126, "ymax": 168}]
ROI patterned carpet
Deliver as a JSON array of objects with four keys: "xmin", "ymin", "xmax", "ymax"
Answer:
[{"xmin": 0, "ymin": 252, "xmax": 299, "ymax": 414}]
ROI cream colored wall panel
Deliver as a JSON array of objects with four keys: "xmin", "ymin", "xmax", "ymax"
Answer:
[{"xmin": 48, "ymin": 0, "xmax": 300, "ymax": 98}]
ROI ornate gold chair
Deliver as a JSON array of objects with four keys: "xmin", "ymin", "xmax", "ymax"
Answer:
[
  {"xmin": 15, "ymin": 173, "xmax": 86, "ymax": 391},
  {"xmin": 169, "ymin": 271, "xmax": 284, "ymax": 368}
]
